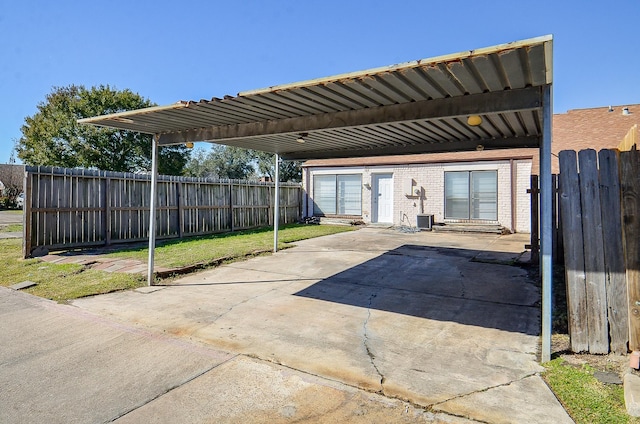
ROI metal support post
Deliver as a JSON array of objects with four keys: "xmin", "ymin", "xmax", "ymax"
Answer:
[
  {"xmin": 273, "ymin": 153, "xmax": 280, "ymax": 253},
  {"xmin": 147, "ymin": 135, "xmax": 159, "ymax": 286},
  {"xmin": 540, "ymin": 85, "xmax": 553, "ymax": 362}
]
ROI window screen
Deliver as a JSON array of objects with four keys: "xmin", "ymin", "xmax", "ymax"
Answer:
[
  {"xmin": 445, "ymin": 171, "xmax": 497, "ymax": 220},
  {"xmin": 313, "ymin": 174, "xmax": 362, "ymax": 216}
]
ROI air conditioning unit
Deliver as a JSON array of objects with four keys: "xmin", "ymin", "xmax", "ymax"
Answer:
[{"xmin": 416, "ymin": 214, "xmax": 434, "ymax": 231}]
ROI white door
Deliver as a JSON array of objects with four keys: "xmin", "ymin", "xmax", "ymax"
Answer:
[{"xmin": 373, "ymin": 174, "xmax": 393, "ymax": 223}]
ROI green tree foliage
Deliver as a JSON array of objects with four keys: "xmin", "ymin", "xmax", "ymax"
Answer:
[
  {"xmin": 185, "ymin": 145, "xmax": 255, "ymax": 179},
  {"xmin": 16, "ymin": 85, "xmax": 190, "ymax": 175},
  {"xmin": 186, "ymin": 145, "xmax": 302, "ymax": 182},
  {"xmin": 254, "ymin": 151, "xmax": 302, "ymax": 182}
]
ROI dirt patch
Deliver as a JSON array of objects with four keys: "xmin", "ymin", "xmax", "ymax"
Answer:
[{"xmin": 552, "ymin": 333, "xmax": 629, "ymax": 380}]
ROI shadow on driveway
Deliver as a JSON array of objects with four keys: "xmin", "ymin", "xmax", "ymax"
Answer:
[{"xmin": 295, "ymin": 244, "xmax": 539, "ymax": 335}]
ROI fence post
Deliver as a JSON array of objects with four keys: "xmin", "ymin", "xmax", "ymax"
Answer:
[
  {"xmin": 551, "ymin": 174, "xmax": 558, "ymax": 263},
  {"xmin": 22, "ymin": 167, "xmax": 32, "ymax": 258},
  {"xmin": 105, "ymin": 177, "xmax": 111, "ymax": 246},
  {"xmin": 229, "ymin": 181, "xmax": 234, "ymax": 231},
  {"xmin": 177, "ymin": 181, "xmax": 184, "ymax": 238},
  {"xmin": 528, "ymin": 175, "xmax": 539, "ymax": 264},
  {"xmin": 621, "ymin": 148, "xmax": 640, "ymax": 353}
]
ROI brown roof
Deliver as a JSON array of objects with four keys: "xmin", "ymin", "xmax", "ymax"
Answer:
[
  {"xmin": 550, "ymin": 104, "xmax": 639, "ymax": 172},
  {"xmin": 304, "ymin": 104, "xmax": 640, "ymax": 174}
]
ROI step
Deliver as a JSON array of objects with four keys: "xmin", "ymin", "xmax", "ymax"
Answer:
[{"xmin": 432, "ymin": 223, "xmax": 509, "ymax": 235}]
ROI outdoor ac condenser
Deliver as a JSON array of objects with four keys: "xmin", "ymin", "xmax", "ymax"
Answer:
[{"xmin": 416, "ymin": 214, "xmax": 433, "ymax": 231}]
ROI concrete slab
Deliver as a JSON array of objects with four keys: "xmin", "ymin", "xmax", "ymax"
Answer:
[
  {"xmin": 432, "ymin": 375, "xmax": 574, "ymax": 423},
  {"xmin": 9, "ymin": 280, "xmax": 37, "ymax": 290},
  {"xmin": 625, "ymin": 373, "xmax": 640, "ymax": 416},
  {"xmin": 115, "ymin": 355, "xmax": 479, "ymax": 424},
  {"xmin": 72, "ymin": 228, "xmax": 567, "ymax": 422},
  {"xmin": 0, "ymin": 287, "xmax": 234, "ymax": 424}
]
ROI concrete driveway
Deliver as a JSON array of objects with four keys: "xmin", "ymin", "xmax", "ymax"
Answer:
[
  {"xmin": 65, "ymin": 227, "xmax": 572, "ymax": 423},
  {"xmin": 0, "ymin": 210, "xmax": 22, "ymax": 225}
]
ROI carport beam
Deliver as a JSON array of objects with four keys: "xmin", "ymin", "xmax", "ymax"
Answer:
[
  {"xmin": 540, "ymin": 85, "xmax": 553, "ymax": 363},
  {"xmin": 273, "ymin": 153, "xmax": 280, "ymax": 253},
  {"xmin": 147, "ymin": 134, "xmax": 159, "ymax": 286}
]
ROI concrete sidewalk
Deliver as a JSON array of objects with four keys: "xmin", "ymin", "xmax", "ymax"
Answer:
[{"xmin": 69, "ymin": 228, "xmax": 572, "ymax": 423}]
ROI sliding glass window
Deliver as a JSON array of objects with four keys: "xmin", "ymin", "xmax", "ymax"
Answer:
[
  {"xmin": 445, "ymin": 171, "xmax": 497, "ymax": 220},
  {"xmin": 313, "ymin": 174, "xmax": 362, "ymax": 216}
]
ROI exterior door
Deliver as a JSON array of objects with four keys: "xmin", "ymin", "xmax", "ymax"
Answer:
[{"xmin": 373, "ymin": 174, "xmax": 393, "ymax": 223}]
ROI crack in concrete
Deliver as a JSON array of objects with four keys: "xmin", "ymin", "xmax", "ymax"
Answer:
[
  {"xmin": 209, "ymin": 279, "xmax": 298, "ymax": 326},
  {"xmin": 458, "ymin": 270, "xmax": 466, "ymax": 298},
  {"xmin": 107, "ymin": 354, "xmax": 239, "ymax": 422},
  {"xmin": 430, "ymin": 372, "xmax": 539, "ymax": 409},
  {"xmin": 243, "ymin": 352, "xmax": 439, "ymax": 417},
  {"xmin": 362, "ymin": 292, "xmax": 385, "ymax": 392}
]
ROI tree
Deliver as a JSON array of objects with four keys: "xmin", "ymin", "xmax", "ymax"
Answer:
[
  {"xmin": 254, "ymin": 151, "xmax": 302, "ymax": 182},
  {"xmin": 16, "ymin": 85, "xmax": 190, "ymax": 175},
  {"xmin": 184, "ymin": 145, "xmax": 255, "ymax": 179},
  {"xmin": 185, "ymin": 146, "xmax": 302, "ymax": 182},
  {"xmin": 0, "ymin": 164, "xmax": 24, "ymax": 208}
]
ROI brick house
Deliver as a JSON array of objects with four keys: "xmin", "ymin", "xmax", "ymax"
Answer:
[{"xmin": 301, "ymin": 104, "xmax": 639, "ymax": 233}]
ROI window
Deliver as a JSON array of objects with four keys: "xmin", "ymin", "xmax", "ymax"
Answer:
[
  {"xmin": 445, "ymin": 171, "xmax": 497, "ymax": 220},
  {"xmin": 313, "ymin": 174, "xmax": 362, "ymax": 216}
]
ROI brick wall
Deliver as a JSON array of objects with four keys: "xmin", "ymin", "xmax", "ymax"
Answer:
[{"xmin": 306, "ymin": 158, "xmax": 533, "ymax": 233}]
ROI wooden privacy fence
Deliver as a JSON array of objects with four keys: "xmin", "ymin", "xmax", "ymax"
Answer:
[
  {"xmin": 558, "ymin": 149, "xmax": 631, "ymax": 355},
  {"xmin": 23, "ymin": 166, "xmax": 302, "ymax": 257}
]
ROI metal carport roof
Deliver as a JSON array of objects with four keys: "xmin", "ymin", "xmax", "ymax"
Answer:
[
  {"xmin": 80, "ymin": 35, "xmax": 554, "ymax": 362},
  {"xmin": 80, "ymin": 35, "xmax": 552, "ymax": 161}
]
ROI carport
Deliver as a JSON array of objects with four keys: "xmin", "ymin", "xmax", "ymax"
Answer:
[{"xmin": 80, "ymin": 35, "xmax": 554, "ymax": 361}]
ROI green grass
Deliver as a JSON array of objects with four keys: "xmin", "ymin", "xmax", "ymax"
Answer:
[
  {"xmin": 0, "ymin": 224, "xmax": 355, "ymax": 302},
  {"xmin": 0, "ymin": 238, "xmax": 145, "ymax": 302},
  {"xmin": 105, "ymin": 224, "xmax": 356, "ymax": 268},
  {"xmin": 543, "ymin": 358, "xmax": 639, "ymax": 424},
  {"xmin": 0, "ymin": 223, "xmax": 23, "ymax": 232}
]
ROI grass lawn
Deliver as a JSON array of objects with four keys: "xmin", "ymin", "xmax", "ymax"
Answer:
[
  {"xmin": 0, "ymin": 224, "xmax": 356, "ymax": 302},
  {"xmin": 0, "ymin": 238, "xmax": 145, "ymax": 302},
  {"xmin": 1, "ymin": 223, "xmax": 23, "ymax": 232},
  {"xmin": 543, "ymin": 357, "xmax": 639, "ymax": 424},
  {"xmin": 104, "ymin": 224, "xmax": 356, "ymax": 268}
]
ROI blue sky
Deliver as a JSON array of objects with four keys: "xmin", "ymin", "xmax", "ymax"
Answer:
[{"xmin": 1, "ymin": 1, "xmax": 639, "ymax": 164}]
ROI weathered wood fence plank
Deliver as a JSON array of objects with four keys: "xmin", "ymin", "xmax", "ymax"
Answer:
[
  {"xmin": 577, "ymin": 149, "xmax": 608, "ymax": 354},
  {"xmin": 558, "ymin": 150, "xmax": 589, "ymax": 352},
  {"xmin": 621, "ymin": 148, "xmax": 640, "ymax": 352},
  {"xmin": 598, "ymin": 149, "xmax": 628, "ymax": 354}
]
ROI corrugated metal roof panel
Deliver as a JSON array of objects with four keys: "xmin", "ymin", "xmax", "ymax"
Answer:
[{"xmin": 79, "ymin": 35, "xmax": 552, "ymax": 160}]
